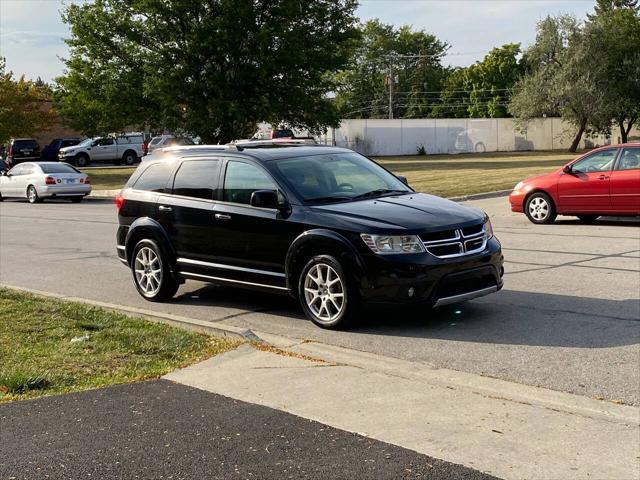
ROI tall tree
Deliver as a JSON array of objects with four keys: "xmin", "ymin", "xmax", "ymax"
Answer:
[
  {"xmin": 56, "ymin": 0, "xmax": 359, "ymax": 143},
  {"xmin": 509, "ymin": 15, "xmax": 606, "ymax": 152},
  {"xmin": 592, "ymin": 0, "xmax": 638, "ymax": 15},
  {"xmin": 0, "ymin": 58, "xmax": 56, "ymax": 145},
  {"xmin": 586, "ymin": 7, "xmax": 640, "ymax": 143},
  {"xmin": 432, "ymin": 44, "xmax": 525, "ymax": 118},
  {"xmin": 334, "ymin": 20, "xmax": 449, "ymax": 119}
]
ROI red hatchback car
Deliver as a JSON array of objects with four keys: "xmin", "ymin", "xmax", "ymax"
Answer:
[{"xmin": 509, "ymin": 144, "xmax": 640, "ymax": 224}]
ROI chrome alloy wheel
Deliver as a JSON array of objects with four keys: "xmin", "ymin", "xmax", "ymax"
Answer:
[
  {"xmin": 134, "ymin": 247, "xmax": 162, "ymax": 296},
  {"xmin": 304, "ymin": 263, "xmax": 345, "ymax": 323},
  {"xmin": 28, "ymin": 186, "xmax": 37, "ymax": 203},
  {"xmin": 528, "ymin": 196, "xmax": 549, "ymax": 221}
]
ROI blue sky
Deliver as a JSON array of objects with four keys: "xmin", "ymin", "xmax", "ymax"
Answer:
[{"xmin": 1, "ymin": 0, "xmax": 595, "ymax": 82}]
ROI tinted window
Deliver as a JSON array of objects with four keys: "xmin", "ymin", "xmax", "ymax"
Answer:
[
  {"xmin": 62, "ymin": 140, "xmax": 79, "ymax": 147},
  {"xmin": 172, "ymin": 160, "xmax": 220, "ymax": 200},
  {"xmin": 572, "ymin": 150, "xmax": 617, "ymax": 173},
  {"xmin": 150, "ymin": 137, "xmax": 164, "ymax": 145},
  {"xmin": 616, "ymin": 148, "xmax": 640, "ymax": 171},
  {"xmin": 40, "ymin": 164, "xmax": 79, "ymax": 174},
  {"xmin": 13, "ymin": 140, "xmax": 38, "ymax": 149},
  {"xmin": 133, "ymin": 163, "xmax": 172, "ymax": 192},
  {"xmin": 223, "ymin": 161, "xmax": 277, "ymax": 205}
]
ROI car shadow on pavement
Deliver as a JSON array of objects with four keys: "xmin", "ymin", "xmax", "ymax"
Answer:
[
  {"xmin": 173, "ymin": 284, "xmax": 639, "ymax": 349},
  {"xmin": 554, "ymin": 216, "xmax": 640, "ymax": 227}
]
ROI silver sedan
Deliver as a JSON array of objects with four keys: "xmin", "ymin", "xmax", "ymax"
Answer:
[{"xmin": 0, "ymin": 162, "xmax": 91, "ymax": 203}]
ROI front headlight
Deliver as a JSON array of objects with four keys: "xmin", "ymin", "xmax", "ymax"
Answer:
[
  {"xmin": 513, "ymin": 181, "xmax": 524, "ymax": 191},
  {"xmin": 360, "ymin": 234, "xmax": 425, "ymax": 254},
  {"xmin": 484, "ymin": 217, "xmax": 494, "ymax": 239}
]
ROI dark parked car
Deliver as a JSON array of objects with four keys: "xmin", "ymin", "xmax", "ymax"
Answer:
[
  {"xmin": 116, "ymin": 142, "xmax": 503, "ymax": 329},
  {"xmin": 6, "ymin": 138, "xmax": 40, "ymax": 166},
  {"xmin": 40, "ymin": 138, "xmax": 81, "ymax": 162}
]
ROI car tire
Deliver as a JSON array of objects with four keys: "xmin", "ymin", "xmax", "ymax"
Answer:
[
  {"xmin": 123, "ymin": 150, "xmax": 137, "ymax": 166},
  {"xmin": 577, "ymin": 215, "xmax": 599, "ymax": 224},
  {"xmin": 298, "ymin": 255, "xmax": 360, "ymax": 330},
  {"xmin": 474, "ymin": 142, "xmax": 486, "ymax": 153},
  {"xmin": 131, "ymin": 238, "xmax": 178, "ymax": 302},
  {"xmin": 525, "ymin": 192, "xmax": 556, "ymax": 224},
  {"xmin": 27, "ymin": 185, "xmax": 42, "ymax": 204},
  {"xmin": 70, "ymin": 196, "xmax": 83, "ymax": 203},
  {"xmin": 75, "ymin": 154, "xmax": 89, "ymax": 168}
]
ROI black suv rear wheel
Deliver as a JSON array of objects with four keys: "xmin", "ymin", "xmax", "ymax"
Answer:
[
  {"xmin": 298, "ymin": 255, "xmax": 359, "ymax": 329},
  {"xmin": 131, "ymin": 239, "xmax": 178, "ymax": 301}
]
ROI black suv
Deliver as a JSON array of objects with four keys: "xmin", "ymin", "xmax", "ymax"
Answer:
[
  {"xmin": 116, "ymin": 143, "xmax": 503, "ymax": 329},
  {"xmin": 7, "ymin": 138, "xmax": 40, "ymax": 166}
]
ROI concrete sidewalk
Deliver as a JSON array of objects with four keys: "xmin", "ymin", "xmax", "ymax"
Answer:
[{"xmin": 165, "ymin": 341, "xmax": 640, "ymax": 480}]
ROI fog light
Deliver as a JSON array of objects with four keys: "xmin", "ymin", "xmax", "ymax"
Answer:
[{"xmin": 408, "ymin": 287, "xmax": 415, "ymax": 297}]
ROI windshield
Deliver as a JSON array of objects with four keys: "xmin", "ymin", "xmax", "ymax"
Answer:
[
  {"xmin": 270, "ymin": 152, "xmax": 411, "ymax": 203},
  {"xmin": 76, "ymin": 138, "xmax": 94, "ymax": 147}
]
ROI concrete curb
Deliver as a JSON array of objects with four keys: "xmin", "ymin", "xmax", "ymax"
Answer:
[
  {"xmin": 88, "ymin": 189, "xmax": 121, "ymax": 199},
  {"xmin": 448, "ymin": 189, "xmax": 511, "ymax": 202}
]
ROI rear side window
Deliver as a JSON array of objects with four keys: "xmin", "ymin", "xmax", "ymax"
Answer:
[
  {"xmin": 223, "ymin": 161, "xmax": 277, "ymax": 205},
  {"xmin": 172, "ymin": 160, "xmax": 220, "ymax": 200},
  {"xmin": 133, "ymin": 163, "xmax": 172, "ymax": 192},
  {"xmin": 40, "ymin": 164, "xmax": 79, "ymax": 174},
  {"xmin": 616, "ymin": 148, "xmax": 639, "ymax": 171},
  {"xmin": 62, "ymin": 140, "xmax": 79, "ymax": 147},
  {"xmin": 150, "ymin": 137, "xmax": 164, "ymax": 145}
]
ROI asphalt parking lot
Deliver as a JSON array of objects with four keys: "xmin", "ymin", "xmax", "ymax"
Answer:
[{"xmin": 0, "ymin": 196, "xmax": 638, "ymax": 404}]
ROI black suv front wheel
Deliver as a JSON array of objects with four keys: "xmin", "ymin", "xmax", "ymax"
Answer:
[
  {"xmin": 298, "ymin": 255, "xmax": 359, "ymax": 329},
  {"xmin": 131, "ymin": 239, "xmax": 178, "ymax": 301}
]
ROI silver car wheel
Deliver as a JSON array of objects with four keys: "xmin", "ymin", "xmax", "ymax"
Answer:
[
  {"xmin": 134, "ymin": 247, "xmax": 162, "ymax": 296},
  {"xmin": 28, "ymin": 186, "xmax": 37, "ymax": 203},
  {"xmin": 528, "ymin": 197, "xmax": 549, "ymax": 221},
  {"xmin": 304, "ymin": 263, "xmax": 345, "ymax": 323}
]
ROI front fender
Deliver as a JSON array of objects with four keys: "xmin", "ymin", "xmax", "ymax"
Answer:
[
  {"xmin": 124, "ymin": 217, "xmax": 176, "ymax": 268},
  {"xmin": 285, "ymin": 229, "xmax": 366, "ymax": 293}
]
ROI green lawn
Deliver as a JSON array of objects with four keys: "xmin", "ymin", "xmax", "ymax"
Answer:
[
  {"xmin": 81, "ymin": 167, "xmax": 135, "ymax": 191},
  {"xmin": 0, "ymin": 288, "xmax": 241, "ymax": 402},
  {"xmin": 84, "ymin": 151, "xmax": 578, "ymax": 198},
  {"xmin": 375, "ymin": 150, "xmax": 576, "ymax": 198}
]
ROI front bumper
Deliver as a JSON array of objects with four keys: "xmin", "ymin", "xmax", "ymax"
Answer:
[
  {"xmin": 509, "ymin": 190, "xmax": 525, "ymax": 213},
  {"xmin": 358, "ymin": 237, "xmax": 504, "ymax": 306}
]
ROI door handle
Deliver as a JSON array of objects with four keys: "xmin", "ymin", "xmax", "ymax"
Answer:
[
  {"xmin": 598, "ymin": 175, "xmax": 609, "ymax": 180},
  {"xmin": 158, "ymin": 205, "xmax": 173, "ymax": 212},
  {"xmin": 214, "ymin": 213, "xmax": 231, "ymax": 220}
]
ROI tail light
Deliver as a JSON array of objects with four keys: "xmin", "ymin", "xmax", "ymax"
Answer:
[
  {"xmin": 115, "ymin": 192, "xmax": 125, "ymax": 211},
  {"xmin": 45, "ymin": 176, "xmax": 56, "ymax": 185},
  {"xmin": 8, "ymin": 146, "xmax": 13, "ymax": 157},
  {"xmin": 81, "ymin": 176, "xmax": 91, "ymax": 184},
  {"xmin": 142, "ymin": 142, "xmax": 148, "ymax": 155}
]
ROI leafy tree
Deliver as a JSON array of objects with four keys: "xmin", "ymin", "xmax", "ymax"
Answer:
[
  {"xmin": 432, "ymin": 44, "xmax": 525, "ymax": 118},
  {"xmin": 0, "ymin": 58, "xmax": 56, "ymax": 145},
  {"xmin": 334, "ymin": 20, "xmax": 449, "ymax": 119},
  {"xmin": 592, "ymin": 0, "xmax": 638, "ymax": 15},
  {"xmin": 56, "ymin": 0, "xmax": 359, "ymax": 143},
  {"xmin": 585, "ymin": 7, "xmax": 640, "ymax": 143},
  {"xmin": 509, "ymin": 15, "xmax": 606, "ymax": 152}
]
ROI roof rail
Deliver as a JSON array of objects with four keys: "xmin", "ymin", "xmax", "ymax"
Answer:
[{"xmin": 232, "ymin": 138, "xmax": 318, "ymax": 150}]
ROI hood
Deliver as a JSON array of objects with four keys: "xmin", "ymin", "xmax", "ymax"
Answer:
[
  {"xmin": 310, "ymin": 193, "xmax": 485, "ymax": 233},
  {"xmin": 59, "ymin": 146, "xmax": 77, "ymax": 154}
]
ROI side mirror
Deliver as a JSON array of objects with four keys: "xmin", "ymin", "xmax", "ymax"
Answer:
[
  {"xmin": 563, "ymin": 165, "xmax": 572, "ymax": 174},
  {"xmin": 397, "ymin": 175, "xmax": 409, "ymax": 186},
  {"xmin": 250, "ymin": 190, "xmax": 281, "ymax": 209}
]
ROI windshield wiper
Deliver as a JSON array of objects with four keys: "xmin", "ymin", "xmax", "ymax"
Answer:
[
  {"xmin": 353, "ymin": 189, "xmax": 408, "ymax": 200},
  {"xmin": 306, "ymin": 195, "xmax": 352, "ymax": 204}
]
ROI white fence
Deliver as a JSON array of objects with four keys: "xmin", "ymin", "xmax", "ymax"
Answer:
[{"xmin": 316, "ymin": 118, "xmax": 639, "ymax": 156}]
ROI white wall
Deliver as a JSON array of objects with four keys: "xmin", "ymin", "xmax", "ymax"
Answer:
[{"xmin": 321, "ymin": 118, "xmax": 635, "ymax": 156}]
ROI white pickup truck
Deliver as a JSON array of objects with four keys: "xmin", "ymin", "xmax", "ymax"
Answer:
[{"xmin": 58, "ymin": 135, "xmax": 144, "ymax": 167}]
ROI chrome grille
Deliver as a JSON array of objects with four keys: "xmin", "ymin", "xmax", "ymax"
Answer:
[{"xmin": 421, "ymin": 224, "xmax": 487, "ymax": 259}]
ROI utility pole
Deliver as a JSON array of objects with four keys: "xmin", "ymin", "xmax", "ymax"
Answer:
[{"xmin": 388, "ymin": 60, "xmax": 394, "ymax": 120}]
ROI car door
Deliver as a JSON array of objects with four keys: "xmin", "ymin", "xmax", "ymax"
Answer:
[
  {"xmin": 9, "ymin": 164, "xmax": 29, "ymax": 197},
  {"xmin": 557, "ymin": 148, "xmax": 618, "ymax": 212},
  {"xmin": 0, "ymin": 164, "xmax": 22, "ymax": 196},
  {"xmin": 208, "ymin": 159, "xmax": 297, "ymax": 288},
  {"xmin": 610, "ymin": 147, "xmax": 640, "ymax": 213},
  {"xmin": 159, "ymin": 158, "xmax": 221, "ymax": 263},
  {"xmin": 93, "ymin": 138, "xmax": 115, "ymax": 161}
]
